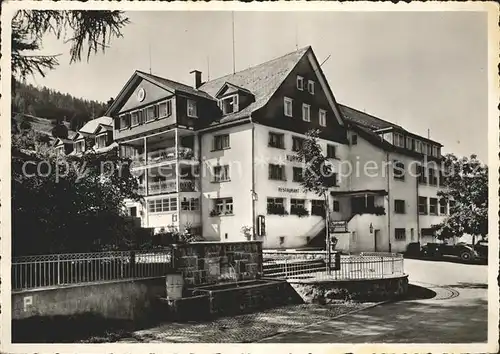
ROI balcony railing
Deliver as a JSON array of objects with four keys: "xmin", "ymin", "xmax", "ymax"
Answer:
[
  {"xmin": 148, "ymin": 180, "xmax": 177, "ymax": 195},
  {"xmin": 147, "ymin": 147, "xmax": 195, "ymax": 164},
  {"xmin": 351, "ymin": 205, "xmax": 386, "ymax": 216},
  {"xmin": 147, "ymin": 179, "xmax": 199, "ymax": 195}
]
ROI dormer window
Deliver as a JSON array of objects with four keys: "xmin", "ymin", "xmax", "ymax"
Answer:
[
  {"xmin": 75, "ymin": 140, "xmax": 85, "ymax": 153},
  {"xmin": 308, "ymin": 80, "xmax": 315, "ymax": 94},
  {"xmin": 297, "ymin": 76, "xmax": 304, "ymax": 90},
  {"xmin": 95, "ymin": 134, "xmax": 107, "ymax": 149},
  {"xmin": 220, "ymin": 94, "xmax": 239, "ymax": 115}
]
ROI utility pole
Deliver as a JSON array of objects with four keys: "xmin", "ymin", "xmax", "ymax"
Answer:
[
  {"xmin": 232, "ymin": 11, "xmax": 236, "ymax": 74},
  {"xmin": 149, "ymin": 43, "xmax": 152, "ymax": 74},
  {"xmin": 207, "ymin": 56, "xmax": 210, "ymax": 81}
]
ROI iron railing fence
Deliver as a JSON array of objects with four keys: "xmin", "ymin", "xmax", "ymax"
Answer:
[
  {"xmin": 263, "ymin": 251, "xmax": 404, "ymax": 281},
  {"xmin": 12, "ymin": 249, "xmax": 173, "ymax": 291}
]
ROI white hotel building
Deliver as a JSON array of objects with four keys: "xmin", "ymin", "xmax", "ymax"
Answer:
[{"xmin": 97, "ymin": 46, "xmax": 449, "ymax": 253}]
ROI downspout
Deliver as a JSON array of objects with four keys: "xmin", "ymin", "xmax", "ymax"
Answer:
[
  {"xmin": 386, "ymin": 152, "xmax": 391, "ymax": 252},
  {"xmin": 416, "ymin": 163, "xmax": 420, "ymax": 243},
  {"xmin": 198, "ymin": 132, "xmax": 203, "ymax": 237},
  {"xmin": 250, "ymin": 116, "xmax": 256, "ymax": 241}
]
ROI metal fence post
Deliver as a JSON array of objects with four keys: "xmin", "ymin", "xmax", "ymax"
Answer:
[{"xmin": 57, "ymin": 255, "xmax": 61, "ymax": 285}]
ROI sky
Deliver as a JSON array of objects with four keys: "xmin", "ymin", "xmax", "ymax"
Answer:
[{"xmin": 28, "ymin": 10, "xmax": 488, "ymax": 161}]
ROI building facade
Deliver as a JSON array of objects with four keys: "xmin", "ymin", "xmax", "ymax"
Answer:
[{"xmin": 64, "ymin": 46, "xmax": 450, "ymax": 252}]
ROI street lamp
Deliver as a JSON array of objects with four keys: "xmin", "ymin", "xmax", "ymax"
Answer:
[{"xmin": 369, "ymin": 223, "xmax": 374, "ymax": 234}]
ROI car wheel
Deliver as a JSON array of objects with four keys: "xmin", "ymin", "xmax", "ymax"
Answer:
[{"xmin": 460, "ymin": 251, "xmax": 472, "ymax": 261}]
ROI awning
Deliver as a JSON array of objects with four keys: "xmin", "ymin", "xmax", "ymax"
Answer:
[{"xmin": 330, "ymin": 189, "xmax": 388, "ymax": 197}]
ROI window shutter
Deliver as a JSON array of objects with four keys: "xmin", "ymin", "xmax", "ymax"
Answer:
[
  {"xmin": 115, "ymin": 117, "xmax": 121, "ymax": 130},
  {"xmin": 268, "ymin": 165, "xmax": 273, "ymax": 179}
]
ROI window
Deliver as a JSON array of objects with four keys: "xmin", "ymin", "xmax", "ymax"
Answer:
[
  {"xmin": 415, "ymin": 140, "xmax": 422, "ymax": 153},
  {"xmin": 351, "ymin": 134, "xmax": 358, "ymax": 145},
  {"xmin": 333, "ymin": 200, "xmax": 340, "ymax": 212},
  {"xmin": 95, "ymin": 134, "xmax": 107, "ymax": 149},
  {"xmin": 406, "ymin": 136, "xmax": 414, "ymax": 150},
  {"xmin": 128, "ymin": 207, "xmax": 137, "ymax": 217},
  {"xmin": 158, "ymin": 100, "xmax": 172, "ymax": 118},
  {"xmin": 148, "ymin": 197, "xmax": 178, "ymax": 213},
  {"xmin": 418, "ymin": 196, "xmax": 428, "ymax": 215},
  {"xmin": 74, "ymin": 140, "xmax": 85, "ymax": 153},
  {"xmin": 292, "ymin": 136, "xmax": 304, "ymax": 152},
  {"xmin": 319, "ymin": 109, "xmax": 327, "ymax": 127},
  {"xmin": 302, "ymin": 104, "xmax": 311, "ymax": 122},
  {"xmin": 145, "ymin": 105, "xmax": 157, "ymax": 121},
  {"xmin": 284, "ymin": 97, "xmax": 293, "ymax": 117},
  {"xmin": 417, "ymin": 165, "xmax": 427, "ymax": 184},
  {"xmin": 429, "ymin": 198, "xmax": 438, "ymax": 215},
  {"xmin": 326, "ymin": 144, "xmax": 336, "ymax": 159},
  {"xmin": 307, "ymin": 80, "xmax": 315, "ymax": 94},
  {"xmin": 269, "ymin": 164, "xmax": 286, "ymax": 181},
  {"xmin": 394, "ymin": 133, "xmax": 405, "ymax": 148},
  {"xmin": 120, "ymin": 114, "xmax": 130, "ymax": 129},
  {"xmin": 449, "ymin": 200, "xmax": 456, "ymax": 211},
  {"xmin": 180, "ymin": 197, "xmax": 200, "ymax": 211},
  {"xmin": 296, "ymin": 76, "xmax": 304, "ymax": 90},
  {"xmin": 394, "ymin": 199, "xmax": 406, "ymax": 214},
  {"xmin": 428, "ymin": 168, "xmax": 438, "ymax": 186},
  {"xmin": 422, "ymin": 143, "xmax": 429, "ymax": 155},
  {"xmin": 131, "ymin": 111, "xmax": 140, "ymax": 126},
  {"xmin": 269, "ymin": 132, "xmax": 285, "ymax": 149},
  {"xmin": 267, "ymin": 197, "xmax": 286, "ymax": 215},
  {"xmin": 187, "ymin": 99, "xmax": 197, "ymax": 118},
  {"xmin": 311, "ymin": 200, "xmax": 324, "ymax": 216},
  {"xmin": 213, "ymin": 197, "xmax": 233, "ymax": 215},
  {"xmin": 393, "ymin": 160, "xmax": 405, "ymax": 181},
  {"xmin": 220, "ymin": 94, "xmax": 239, "ymax": 115},
  {"xmin": 213, "ymin": 165, "xmax": 230, "ymax": 182},
  {"xmin": 439, "ymin": 198, "xmax": 447, "ymax": 215},
  {"xmin": 290, "ymin": 198, "xmax": 306, "ymax": 215},
  {"xmin": 293, "ymin": 167, "xmax": 304, "ymax": 182},
  {"xmin": 395, "ymin": 228, "xmax": 406, "ymax": 241},
  {"xmin": 213, "ymin": 134, "xmax": 230, "ymax": 150},
  {"xmin": 326, "ymin": 172, "xmax": 339, "ymax": 187},
  {"xmin": 432, "ymin": 146, "xmax": 438, "ymax": 157},
  {"xmin": 439, "ymin": 170, "xmax": 446, "ymax": 186}
]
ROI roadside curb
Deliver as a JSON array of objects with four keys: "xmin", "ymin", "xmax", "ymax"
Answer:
[{"xmin": 255, "ymin": 300, "xmax": 391, "ymax": 343}]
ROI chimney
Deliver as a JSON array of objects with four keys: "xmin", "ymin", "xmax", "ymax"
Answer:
[{"xmin": 190, "ymin": 70, "xmax": 202, "ymax": 89}]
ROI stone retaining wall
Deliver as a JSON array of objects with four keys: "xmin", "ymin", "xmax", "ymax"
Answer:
[{"xmin": 290, "ymin": 275, "xmax": 409, "ymax": 303}]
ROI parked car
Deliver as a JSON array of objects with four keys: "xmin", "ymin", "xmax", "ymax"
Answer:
[
  {"xmin": 474, "ymin": 239, "xmax": 488, "ymax": 259},
  {"xmin": 421, "ymin": 242, "xmax": 478, "ymax": 262}
]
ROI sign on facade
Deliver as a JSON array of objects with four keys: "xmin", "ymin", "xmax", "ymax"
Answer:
[
  {"xmin": 329, "ymin": 220, "xmax": 348, "ymax": 233},
  {"xmin": 278, "ymin": 187, "xmax": 300, "ymax": 193}
]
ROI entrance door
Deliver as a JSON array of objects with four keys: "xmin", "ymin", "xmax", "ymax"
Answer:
[{"xmin": 374, "ymin": 230, "xmax": 382, "ymax": 252}]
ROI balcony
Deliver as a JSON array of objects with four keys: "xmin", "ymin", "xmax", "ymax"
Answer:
[
  {"xmin": 147, "ymin": 179, "xmax": 199, "ymax": 195},
  {"xmin": 147, "ymin": 147, "xmax": 195, "ymax": 165},
  {"xmin": 351, "ymin": 205, "xmax": 386, "ymax": 216}
]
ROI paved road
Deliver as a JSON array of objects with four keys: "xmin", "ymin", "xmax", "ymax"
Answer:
[{"xmin": 260, "ymin": 258, "xmax": 489, "ymax": 343}]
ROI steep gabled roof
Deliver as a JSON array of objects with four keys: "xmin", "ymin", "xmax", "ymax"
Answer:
[
  {"xmin": 137, "ymin": 71, "xmax": 214, "ymax": 100},
  {"xmin": 79, "ymin": 116, "xmax": 113, "ymax": 135},
  {"xmin": 199, "ymin": 46, "xmax": 311, "ymax": 125},
  {"xmin": 215, "ymin": 82, "xmax": 255, "ymax": 98},
  {"xmin": 105, "ymin": 71, "xmax": 215, "ymax": 116}
]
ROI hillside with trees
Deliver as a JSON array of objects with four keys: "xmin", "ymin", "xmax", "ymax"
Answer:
[{"xmin": 12, "ymin": 80, "xmax": 113, "ymax": 131}]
